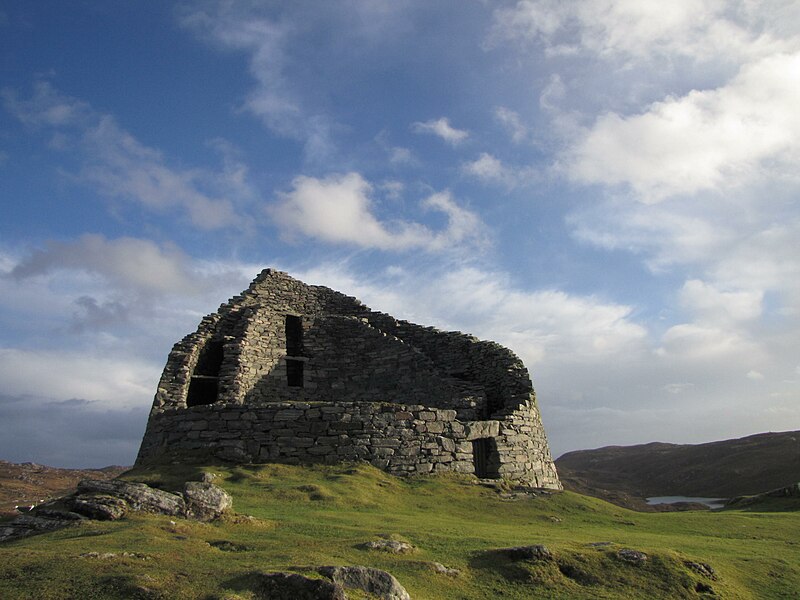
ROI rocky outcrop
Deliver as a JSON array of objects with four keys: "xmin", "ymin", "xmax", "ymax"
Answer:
[
  {"xmin": 251, "ymin": 572, "xmax": 347, "ymax": 600},
  {"xmin": 183, "ymin": 481, "xmax": 233, "ymax": 521},
  {"xmin": 616, "ymin": 548, "xmax": 648, "ymax": 566},
  {"xmin": 0, "ymin": 510, "xmax": 84, "ymax": 543},
  {"xmin": 726, "ymin": 482, "xmax": 800, "ymax": 507},
  {"xmin": 247, "ymin": 567, "xmax": 412, "ymax": 600},
  {"xmin": 0, "ymin": 478, "xmax": 232, "ymax": 543},
  {"xmin": 317, "ymin": 566, "xmax": 411, "ymax": 600},
  {"xmin": 362, "ymin": 539, "xmax": 416, "ymax": 554},
  {"xmin": 75, "ymin": 479, "xmax": 186, "ymax": 516},
  {"xmin": 685, "ymin": 560, "xmax": 717, "ymax": 580},
  {"xmin": 67, "ymin": 494, "xmax": 128, "ymax": 520},
  {"xmin": 498, "ymin": 544, "xmax": 552, "ymax": 561}
]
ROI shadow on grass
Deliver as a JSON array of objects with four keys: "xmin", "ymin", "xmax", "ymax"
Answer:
[{"xmin": 467, "ymin": 549, "xmax": 541, "ymax": 583}]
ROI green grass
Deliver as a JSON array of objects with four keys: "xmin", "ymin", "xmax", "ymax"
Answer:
[{"xmin": 1, "ymin": 462, "xmax": 798, "ymax": 599}]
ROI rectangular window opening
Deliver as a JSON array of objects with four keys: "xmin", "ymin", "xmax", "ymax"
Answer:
[
  {"xmin": 186, "ymin": 376, "xmax": 219, "ymax": 407},
  {"xmin": 286, "ymin": 359, "xmax": 304, "ymax": 387},
  {"xmin": 285, "ymin": 315, "xmax": 303, "ymax": 356},
  {"xmin": 186, "ymin": 339, "xmax": 224, "ymax": 407}
]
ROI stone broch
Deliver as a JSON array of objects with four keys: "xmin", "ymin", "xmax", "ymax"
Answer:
[{"xmin": 136, "ymin": 269, "xmax": 561, "ymax": 489}]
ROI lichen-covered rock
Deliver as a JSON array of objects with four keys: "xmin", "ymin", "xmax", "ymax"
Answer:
[
  {"xmin": 183, "ymin": 481, "xmax": 232, "ymax": 521},
  {"xmin": 685, "ymin": 560, "xmax": 717, "ymax": 580},
  {"xmin": 362, "ymin": 539, "xmax": 415, "ymax": 554},
  {"xmin": 0, "ymin": 511, "xmax": 84, "ymax": 543},
  {"xmin": 428, "ymin": 562, "xmax": 460, "ymax": 576},
  {"xmin": 77, "ymin": 479, "xmax": 185, "ymax": 516},
  {"xmin": 617, "ymin": 548, "xmax": 648, "ymax": 565},
  {"xmin": 251, "ymin": 572, "xmax": 346, "ymax": 600},
  {"xmin": 68, "ymin": 494, "xmax": 128, "ymax": 520},
  {"xmin": 318, "ymin": 566, "xmax": 411, "ymax": 600},
  {"xmin": 1, "ymin": 478, "xmax": 233, "ymax": 544},
  {"xmin": 499, "ymin": 544, "xmax": 552, "ymax": 561}
]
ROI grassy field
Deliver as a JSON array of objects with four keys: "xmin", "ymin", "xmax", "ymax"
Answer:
[{"xmin": 1, "ymin": 462, "xmax": 798, "ymax": 599}]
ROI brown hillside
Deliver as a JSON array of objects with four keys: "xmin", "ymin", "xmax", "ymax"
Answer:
[
  {"xmin": 0, "ymin": 460, "xmax": 127, "ymax": 517},
  {"xmin": 556, "ymin": 430, "xmax": 800, "ymax": 499}
]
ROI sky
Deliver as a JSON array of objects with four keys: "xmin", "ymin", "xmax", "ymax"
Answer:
[{"xmin": 1, "ymin": 1, "xmax": 799, "ymax": 468}]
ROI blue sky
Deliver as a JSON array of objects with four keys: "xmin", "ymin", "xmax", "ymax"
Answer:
[{"xmin": 1, "ymin": 1, "xmax": 799, "ymax": 467}]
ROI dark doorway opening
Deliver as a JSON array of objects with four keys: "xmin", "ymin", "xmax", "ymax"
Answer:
[
  {"xmin": 285, "ymin": 315, "xmax": 303, "ymax": 356},
  {"xmin": 194, "ymin": 340, "xmax": 224, "ymax": 376},
  {"xmin": 186, "ymin": 376, "xmax": 218, "ymax": 407},
  {"xmin": 187, "ymin": 339, "xmax": 224, "ymax": 407},
  {"xmin": 286, "ymin": 359, "xmax": 304, "ymax": 387},
  {"xmin": 473, "ymin": 438, "xmax": 499, "ymax": 479}
]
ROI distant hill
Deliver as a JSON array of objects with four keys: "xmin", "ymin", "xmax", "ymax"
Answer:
[
  {"xmin": 556, "ymin": 431, "xmax": 800, "ymax": 500},
  {"xmin": 0, "ymin": 460, "xmax": 127, "ymax": 517}
]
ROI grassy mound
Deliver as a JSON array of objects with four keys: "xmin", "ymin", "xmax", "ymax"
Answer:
[{"xmin": 1, "ymin": 462, "xmax": 798, "ymax": 599}]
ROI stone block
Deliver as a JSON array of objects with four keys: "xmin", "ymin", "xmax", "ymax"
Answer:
[
  {"xmin": 438, "ymin": 437, "xmax": 456, "ymax": 453},
  {"xmin": 465, "ymin": 420, "xmax": 500, "ymax": 440},
  {"xmin": 275, "ymin": 409, "xmax": 304, "ymax": 421}
]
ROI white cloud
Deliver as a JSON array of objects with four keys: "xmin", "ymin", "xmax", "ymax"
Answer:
[
  {"xmin": 655, "ymin": 323, "xmax": 759, "ymax": 362},
  {"xmin": 710, "ymin": 222, "xmax": 800, "ymax": 306},
  {"xmin": 0, "ymin": 348, "xmax": 158, "ymax": 408},
  {"xmin": 663, "ymin": 382, "xmax": 694, "ymax": 395},
  {"xmin": 494, "ymin": 106, "xmax": 528, "ymax": 143},
  {"xmin": 490, "ymin": 0, "xmax": 794, "ymax": 65},
  {"xmin": 295, "ymin": 263, "xmax": 648, "ymax": 368},
  {"xmin": 564, "ymin": 52, "xmax": 800, "ymax": 202},
  {"xmin": 179, "ymin": 3, "xmax": 335, "ymax": 160},
  {"xmin": 462, "ymin": 153, "xmax": 538, "ymax": 188},
  {"xmin": 463, "ymin": 153, "xmax": 513, "ymax": 186},
  {"xmin": 747, "ymin": 370, "xmax": 764, "ymax": 380},
  {"xmin": 2, "ymin": 81, "xmax": 91, "ymax": 127},
  {"xmin": 569, "ymin": 200, "xmax": 733, "ymax": 270},
  {"xmin": 4, "ymin": 83, "xmax": 255, "ymax": 230},
  {"xmin": 679, "ymin": 279, "xmax": 763, "ymax": 323},
  {"xmin": 375, "ymin": 130, "xmax": 417, "ymax": 166},
  {"xmin": 411, "ymin": 117, "xmax": 469, "ymax": 146},
  {"xmin": 9, "ymin": 234, "xmax": 199, "ymax": 295},
  {"xmin": 80, "ymin": 117, "xmax": 244, "ymax": 229},
  {"xmin": 389, "ymin": 146, "xmax": 414, "ymax": 165},
  {"xmin": 269, "ymin": 172, "xmax": 486, "ymax": 252}
]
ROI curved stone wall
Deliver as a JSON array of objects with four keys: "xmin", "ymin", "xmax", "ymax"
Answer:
[{"xmin": 137, "ymin": 269, "xmax": 561, "ymax": 490}]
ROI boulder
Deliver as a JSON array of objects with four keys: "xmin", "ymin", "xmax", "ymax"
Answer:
[
  {"xmin": 251, "ymin": 572, "xmax": 346, "ymax": 600},
  {"xmin": 77, "ymin": 480, "xmax": 185, "ymax": 516},
  {"xmin": 68, "ymin": 495, "xmax": 128, "ymax": 520},
  {"xmin": 685, "ymin": 561, "xmax": 717, "ymax": 580},
  {"xmin": 0, "ymin": 511, "xmax": 84, "ymax": 543},
  {"xmin": 318, "ymin": 566, "xmax": 411, "ymax": 600},
  {"xmin": 617, "ymin": 548, "xmax": 648, "ymax": 566},
  {"xmin": 362, "ymin": 539, "xmax": 415, "ymax": 554},
  {"xmin": 499, "ymin": 544, "xmax": 552, "ymax": 561},
  {"xmin": 183, "ymin": 482, "xmax": 232, "ymax": 521},
  {"xmin": 428, "ymin": 562, "xmax": 460, "ymax": 576}
]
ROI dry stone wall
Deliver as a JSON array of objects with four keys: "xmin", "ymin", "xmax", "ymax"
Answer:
[{"xmin": 137, "ymin": 269, "xmax": 561, "ymax": 490}]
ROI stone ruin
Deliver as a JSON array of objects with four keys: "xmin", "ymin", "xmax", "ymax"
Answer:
[{"xmin": 136, "ymin": 269, "xmax": 561, "ymax": 489}]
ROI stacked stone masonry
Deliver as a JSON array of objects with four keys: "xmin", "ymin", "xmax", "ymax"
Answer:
[{"xmin": 136, "ymin": 269, "xmax": 561, "ymax": 490}]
